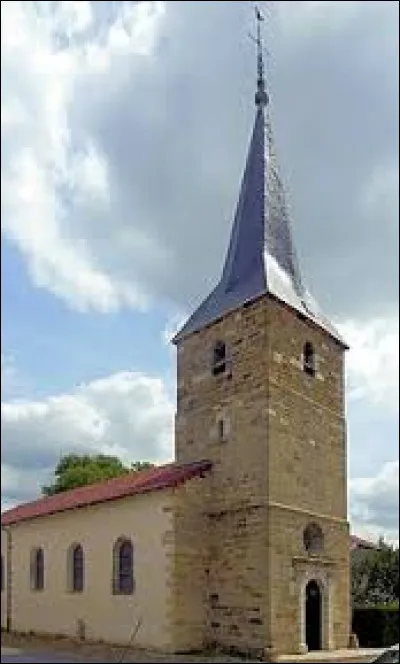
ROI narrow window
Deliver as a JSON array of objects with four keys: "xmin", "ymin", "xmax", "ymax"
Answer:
[
  {"xmin": 212, "ymin": 341, "xmax": 226, "ymax": 376},
  {"xmin": 71, "ymin": 544, "xmax": 84, "ymax": 593},
  {"xmin": 217, "ymin": 418, "xmax": 225, "ymax": 442},
  {"xmin": 1, "ymin": 555, "xmax": 4, "ymax": 592},
  {"xmin": 113, "ymin": 537, "xmax": 134, "ymax": 595},
  {"xmin": 31, "ymin": 547, "xmax": 44, "ymax": 591},
  {"xmin": 303, "ymin": 341, "xmax": 316, "ymax": 377}
]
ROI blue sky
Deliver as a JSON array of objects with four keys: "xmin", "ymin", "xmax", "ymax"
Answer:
[
  {"xmin": 1, "ymin": 0, "xmax": 399, "ymax": 544},
  {"xmin": 2, "ymin": 239, "xmax": 171, "ymax": 396}
]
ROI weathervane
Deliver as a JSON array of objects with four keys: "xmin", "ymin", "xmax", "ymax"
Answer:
[{"xmin": 249, "ymin": 5, "xmax": 269, "ymax": 107}]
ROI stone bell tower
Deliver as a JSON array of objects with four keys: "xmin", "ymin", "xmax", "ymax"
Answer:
[{"xmin": 172, "ymin": 9, "xmax": 350, "ymax": 658}]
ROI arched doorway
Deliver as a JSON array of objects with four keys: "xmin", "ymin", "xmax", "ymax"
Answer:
[{"xmin": 305, "ymin": 580, "xmax": 322, "ymax": 651}]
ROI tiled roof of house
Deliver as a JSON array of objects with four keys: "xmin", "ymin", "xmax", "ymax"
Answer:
[
  {"xmin": 1, "ymin": 459, "xmax": 212, "ymax": 527},
  {"xmin": 350, "ymin": 534, "xmax": 379, "ymax": 551}
]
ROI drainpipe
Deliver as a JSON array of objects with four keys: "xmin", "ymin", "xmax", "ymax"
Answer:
[{"xmin": 3, "ymin": 526, "xmax": 12, "ymax": 632}]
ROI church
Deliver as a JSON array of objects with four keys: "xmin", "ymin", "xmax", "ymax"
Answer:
[{"xmin": 1, "ymin": 17, "xmax": 350, "ymax": 660}]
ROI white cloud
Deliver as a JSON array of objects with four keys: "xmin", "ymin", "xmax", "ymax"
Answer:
[
  {"xmin": 339, "ymin": 316, "xmax": 399, "ymax": 411},
  {"xmin": 350, "ymin": 461, "xmax": 399, "ymax": 546},
  {"xmin": 1, "ymin": 1, "xmax": 165, "ymax": 312},
  {"xmin": 278, "ymin": 0, "xmax": 360, "ymax": 36},
  {"xmin": 1, "ymin": 370, "xmax": 174, "ymax": 507},
  {"xmin": 53, "ymin": 1, "xmax": 93, "ymax": 35},
  {"xmin": 1, "ymin": 1, "xmax": 398, "ymax": 320}
]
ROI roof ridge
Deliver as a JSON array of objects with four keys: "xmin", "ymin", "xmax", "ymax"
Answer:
[{"xmin": 1, "ymin": 459, "xmax": 212, "ymax": 527}]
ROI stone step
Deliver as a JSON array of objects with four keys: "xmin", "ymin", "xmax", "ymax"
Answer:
[{"xmin": 277, "ymin": 648, "xmax": 383, "ymax": 664}]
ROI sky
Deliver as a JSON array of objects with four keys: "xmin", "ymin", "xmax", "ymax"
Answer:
[{"xmin": 1, "ymin": 1, "xmax": 399, "ymax": 544}]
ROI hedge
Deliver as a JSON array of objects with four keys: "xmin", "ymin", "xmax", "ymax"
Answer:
[{"xmin": 352, "ymin": 605, "xmax": 399, "ymax": 647}]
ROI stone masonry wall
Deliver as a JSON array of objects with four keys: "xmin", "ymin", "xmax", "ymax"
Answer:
[
  {"xmin": 206, "ymin": 503, "xmax": 269, "ymax": 657},
  {"xmin": 175, "ymin": 298, "xmax": 270, "ymax": 502},
  {"xmin": 266, "ymin": 297, "xmax": 347, "ymax": 516},
  {"xmin": 267, "ymin": 507, "xmax": 350, "ymax": 653},
  {"xmin": 173, "ymin": 293, "xmax": 350, "ymax": 657},
  {"xmin": 265, "ymin": 297, "xmax": 350, "ymax": 654},
  {"xmin": 167, "ymin": 475, "xmax": 211, "ymax": 653},
  {"xmin": 174, "ymin": 298, "xmax": 270, "ymax": 656}
]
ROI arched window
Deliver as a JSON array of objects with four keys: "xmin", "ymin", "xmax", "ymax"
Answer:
[
  {"xmin": 113, "ymin": 537, "xmax": 134, "ymax": 595},
  {"xmin": 31, "ymin": 547, "xmax": 44, "ymax": 591},
  {"xmin": 303, "ymin": 341, "xmax": 316, "ymax": 377},
  {"xmin": 303, "ymin": 523, "xmax": 324, "ymax": 555},
  {"xmin": 212, "ymin": 341, "xmax": 227, "ymax": 376},
  {"xmin": 69, "ymin": 543, "xmax": 84, "ymax": 593}
]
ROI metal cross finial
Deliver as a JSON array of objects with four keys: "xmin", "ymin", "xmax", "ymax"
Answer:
[{"xmin": 252, "ymin": 5, "xmax": 268, "ymax": 107}]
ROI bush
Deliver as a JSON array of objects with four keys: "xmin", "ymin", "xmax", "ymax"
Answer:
[{"xmin": 352, "ymin": 605, "xmax": 399, "ymax": 647}]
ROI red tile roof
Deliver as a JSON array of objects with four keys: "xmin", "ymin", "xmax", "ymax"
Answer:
[
  {"xmin": 350, "ymin": 534, "xmax": 379, "ymax": 551},
  {"xmin": 1, "ymin": 459, "xmax": 212, "ymax": 527}
]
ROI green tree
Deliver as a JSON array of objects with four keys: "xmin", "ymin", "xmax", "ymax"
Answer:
[
  {"xmin": 352, "ymin": 539, "xmax": 399, "ymax": 607},
  {"xmin": 42, "ymin": 454, "xmax": 155, "ymax": 495}
]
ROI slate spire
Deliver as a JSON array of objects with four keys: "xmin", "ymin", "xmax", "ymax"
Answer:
[{"xmin": 174, "ymin": 9, "xmax": 345, "ymax": 346}]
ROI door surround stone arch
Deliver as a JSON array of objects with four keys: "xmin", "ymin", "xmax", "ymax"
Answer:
[{"xmin": 297, "ymin": 567, "xmax": 334, "ymax": 653}]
